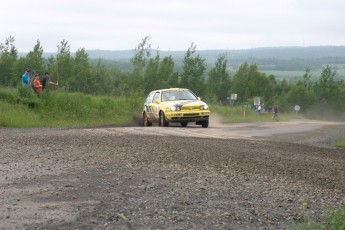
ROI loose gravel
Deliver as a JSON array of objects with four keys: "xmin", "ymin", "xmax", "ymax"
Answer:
[{"xmin": 0, "ymin": 123, "xmax": 345, "ymax": 229}]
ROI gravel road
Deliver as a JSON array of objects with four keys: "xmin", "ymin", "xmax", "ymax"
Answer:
[{"xmin": 1, "ymin": 120, "xmax": 345, "ymax": 229}]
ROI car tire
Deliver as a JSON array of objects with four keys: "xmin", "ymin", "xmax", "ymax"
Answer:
[
  {"xmin": 201, "ymin": 120, "xmax": 209, "ymax": 128},
  {"xmin": 143, "ymin": 112, "xmax": 152, "ymax": 127},
  {"xmin": 159, "ymin": 111, "xmax": 168, "ymax": 127},
  {"xmin": 181, "ymin": 122, "xmax": 188, "ymax": 127}
]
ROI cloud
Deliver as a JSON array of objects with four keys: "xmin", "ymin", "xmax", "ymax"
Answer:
[{"xmin": 1, "ymin": 0, "xmax": 344, "ymax": 52}]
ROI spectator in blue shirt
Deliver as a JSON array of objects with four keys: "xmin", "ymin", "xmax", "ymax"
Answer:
[{"xmin": 22, "ymin": 68, "xmax": 30, "ymax": 87}]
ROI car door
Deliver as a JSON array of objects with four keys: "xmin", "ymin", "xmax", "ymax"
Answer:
[
  {"xmin": 145, "ymin": 92, "xmax": 155, "ymax": 120},
  {"xmin": 150, "ymin": 92, "xmax": 161, "ymax": 121}
]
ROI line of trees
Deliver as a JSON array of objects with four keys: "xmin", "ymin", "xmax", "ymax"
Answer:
[{"xmin": 1, "ymin": 36, "xmax": 345, "ymax": 119}]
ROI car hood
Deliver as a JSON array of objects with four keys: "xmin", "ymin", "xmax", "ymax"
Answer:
[{"xmin": 162, "ymin": 100, "xmax": 207, "ymax": 107}]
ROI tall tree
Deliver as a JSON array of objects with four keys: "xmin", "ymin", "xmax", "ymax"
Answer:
[
  {"xmin": 157, "ymin": 56, "xmax": 177, "ymax": 88},
  {"xmin": 230, "ymin": 63, "xmax": 275, "ymax": 105},
  {"xmin": 27, "ymin": 40, "xmax": 45, "ymax": 73},
  {"xmin": 313, "ymin": 65, "xmax": 345, "ymax": 113},
  {"xmin": 284, "ymin": 81, "xmax": 316, "ymax": 112},
  {"xmin": 316, "ymin": 65, "xmax": 336, "ymax": 101},
  {"xmin": 207, "ymin": 54, "xmax": 231, "ymax": 102},
  {"xmin": 180, "ymin": 43, "xmax": 206, "ymax": 95},
  {"xmin": 230, "ymin": 62, "xmax": 250, "ymax": 103},
  {"xmin": 93, "ymin": 59, "xmax": 113, "ymax": 95},
  {"xmin": 0, "ymin": 36, "xmax": 18, "ymax": 86},
  {"xmin": 129, "ymin": 36, "xmax": 152, "ymax": 94},
  {"xmin": 302, "ymin": 68, "xmax": 313, "ymax": 88},
  {"xmin": 69, "ymin": 48, "xmax": 93, "ymax": 93},
  {"xmin": 143, "ymin": 51, "xmax": 160, "ymax": 94},
  {"xmin": 56, "ymin": 39, "xmax": 72, "ymax": 90}
]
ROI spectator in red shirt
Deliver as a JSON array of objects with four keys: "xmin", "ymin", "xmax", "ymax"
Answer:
[{"xmin": 33, "ymin": 74, "xmax": 43, "ymax": 94}]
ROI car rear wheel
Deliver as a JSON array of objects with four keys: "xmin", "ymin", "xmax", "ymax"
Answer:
[
  {"xmin": 181, "ymin": 122, "xmax": 188, "ymax": 127},
  {"xmin": 201, "ymin": 120, "xmax": 209, "ymax": 128},
  {"xmin": 159, "ymin": 111, "xmax": 168, "ymax": 127},
  {"xmin": 143, "ymin": 112, "xmax": 152, "ymax": 126}
]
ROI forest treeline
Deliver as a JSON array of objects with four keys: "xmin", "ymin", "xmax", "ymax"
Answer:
[{"xmin": 1, "ymin": 36, "xmax": 345, "ymax": 119}]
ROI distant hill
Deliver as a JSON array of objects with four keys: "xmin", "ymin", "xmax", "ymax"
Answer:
[
  {"xmin": 84, "ymin": 46, "xmax": 345, "ymax": 61},
  {"xmin": 85, "ymin": 47, "xmax": 345, "ymax": 76},
  {"xmin": 19, "ymin": 46, "xmax": 345, "ymax": 80},
  {"xmin": 18, "ymin": 46, "xmax": 345, "ymax": 61}
]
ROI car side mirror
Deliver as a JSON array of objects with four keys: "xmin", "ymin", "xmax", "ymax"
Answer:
[
  {"xmin": 155, "ymin": 99, "xmax": 161, "ymax": 104},
  {"xmin": 197, "ymin": 97, "xmax": 201, "ymax": 100}
]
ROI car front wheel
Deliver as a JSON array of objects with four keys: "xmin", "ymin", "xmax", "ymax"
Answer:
[
  {"xmin": 159, "ymin": 111, "xmax": 168, "ymax": 127},
  {"xmin": 181, "ymin": 122, "xmax": 188, "ymax": 127},
  {"xmin": 201, "ymin": 120, "xmax": 209, "ymax": 128}
]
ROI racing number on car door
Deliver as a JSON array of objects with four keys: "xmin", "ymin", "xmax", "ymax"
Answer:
[
  {"xmin": 145, "ymin": 92, "xmax": 155, "ymax": 119},
  {"xmin": 152, "ymin": 92, "xmax": 161, "ymax": 119}
]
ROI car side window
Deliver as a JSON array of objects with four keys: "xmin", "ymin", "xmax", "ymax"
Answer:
[
  {"xmin": 146, "ymin": 92, "xmax": 155, "ymax": 104},
  {"xmin": 152, "ymin": 92, "xmax": 161, "ymax": 103}
]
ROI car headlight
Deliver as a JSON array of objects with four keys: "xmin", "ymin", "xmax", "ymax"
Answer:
[
  {"xmin": 171, "ymin": 105, "xmax": 181, "ymax": 111},
  {"xmin": 200, "ymin": 104, "xmax": 209, "ymax": 110}
]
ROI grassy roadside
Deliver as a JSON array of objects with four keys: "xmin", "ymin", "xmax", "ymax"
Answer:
[
  {"xmin": 209, "ymin": 104, "xmax": 304, "ymax": 123},
  {"xmin": 289, "ymin": 206, "xmax": 345, "ymax": 230},
  {"xmin": 332, "ymin": 141, "xmax": 345, "ymax": 148},
  {"xmin": 1, "ymin": 87, "xmax": 306, "ymax": 128},
  {"xmin": 0, "ymin": 87, "xmax": 142, "ymax": 128}
]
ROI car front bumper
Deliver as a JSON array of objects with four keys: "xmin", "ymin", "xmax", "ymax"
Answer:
[{"xmin": 165, "ymin": 112, "xmax": 210, "ymax": 123}]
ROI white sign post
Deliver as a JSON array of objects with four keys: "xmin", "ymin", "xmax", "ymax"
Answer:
[
  {"xmin": 294, "ymin": 105, "xmax": 300, "ymax": 115},
  {"xmin": 230, "ymin": 93, "xmax": 237, "ymax": 106},
  {"xmin": 254, "ymin": 97, "xmax": 260, "ymax": 106}
]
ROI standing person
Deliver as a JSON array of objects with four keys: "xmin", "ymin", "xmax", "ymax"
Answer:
[
  {"xmin": 257, "ymin": 105, "xmax": 262, "ymax": 115},
  {"xmin": 273, "ymin": 105, "xmax": 279, "ymax": 121},
  {"xmin": 42, "ymin": 72, "xmax": 58, "ymax": 90},
  {"xmin": 21, "ymin": 68, "xmax": 30, "ymax": 87},
  {"xmin": 33, "ymin": 74, "xmax": 43, "ymax": 94}
]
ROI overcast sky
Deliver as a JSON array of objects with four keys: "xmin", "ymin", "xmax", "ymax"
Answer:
[{"xmin": 1, "ymin": 0, "xmax": 344, "ymax": 52}]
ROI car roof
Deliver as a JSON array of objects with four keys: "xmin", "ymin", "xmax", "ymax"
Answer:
[{"xmin": 151, "ymin": 88, "xmax": 189, "ymax": 93}]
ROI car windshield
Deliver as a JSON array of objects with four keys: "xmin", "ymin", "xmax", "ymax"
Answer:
[{"xmin": 161, "ymin": 90, "xmax": 197, "ymax": 102}]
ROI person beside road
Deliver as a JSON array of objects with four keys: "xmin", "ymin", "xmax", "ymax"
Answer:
[
  {"xmin": 273, "ymin": 105, "xmax": 279, "ymax": 121},
  {"xmin": 257, "ymin": 105, "xmax": 262, "ymax": 115},
  {"xmin": 21, "ymin": 68, "xmax": 30, "ymax": 87},
  {"xmin": 42, "ymin": 72, "xmax": 58, "ymax": 90},
  {"xmin": 32, "ymin": 74, "xmax": 43, "ymax": 94}
]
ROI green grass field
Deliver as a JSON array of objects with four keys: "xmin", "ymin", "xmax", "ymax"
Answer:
[
  {"xmin": 289, "ymin": 206, "xmax": 345, "ymax": 230},
  {"xmin": 0, "ymin": 87, "xmax": 142, "ymax": 128},
  {"xmin": 209, "ymin": 104, "xmax": 303, "ymax": 123},
  {"xmin": 1, "ymin": 87, "xmax": 305, "ymax": 128},
  {"xmin": 263, "ymin": 64, "xmax": 345, "ymax": 82},
  {"xmin": 333, "ymin": 141, "xmax": 345, "ymax": 148}
]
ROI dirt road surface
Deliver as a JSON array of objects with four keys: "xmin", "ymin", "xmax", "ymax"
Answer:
[{"xmin": 1, "ymin": 119, "xmax": 345, "ymax": 229}]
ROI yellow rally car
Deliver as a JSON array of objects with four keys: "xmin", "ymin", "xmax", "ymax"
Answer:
[{"xmin": 142, "ymin": 88, "xmax": 210, "ymax": 128}]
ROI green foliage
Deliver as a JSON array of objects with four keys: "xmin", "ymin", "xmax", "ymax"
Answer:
[
  {"xmin": 143, "ymin": 52, "xmax": 160, "ymax": 94},
  {"xmin": 180, "ymin": 43, "xmax": 206, "ymax": 95},
  {"xmin": 207, "ymin": 54, "xmax": 231, "ymax": 103},
  {"xmin": 25, "ymin": 40, "xmax": 45, "ymax": 75},
  {"xmin": 1, "ymin": 36, "xmax": 345, "ymax": 121},
  {"xmin": 158, "ymin": 56, "xmax": 178, "ymax": 88},
  {"xmin": 0, "ymin": 87, "xmax": 141, "ymax": 128},
  {"xmin": 332, "ymin": 141, "xmax": 345, "ymax": 148},
  {"xmin": 0, "ymin": 36, "xmax": 18, "ymax": 87},
  {"xmin": 56, "ymin": 39, "xmax": 73, "ymax": 89},
  {"xmin": 284, "ymin": 81, "xmax": 317, "ymax": 112},
  {"xmin": 68, "ymin": 48, "xmax": 94, "ymax": 94},
  {"xmin": 0, "ymin": 100, "xmax": 45, "ymax": 127},
  {"xmin": 230, "ymin": 62, "xmax": 276, "ymax": 106},
  {"xmin": 129, "ymin": 36, "xmax": 151, "ymax": 93},
  {"xmin": 290, "ymin": 206, "xmax": 345, "ymax": 230}
]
